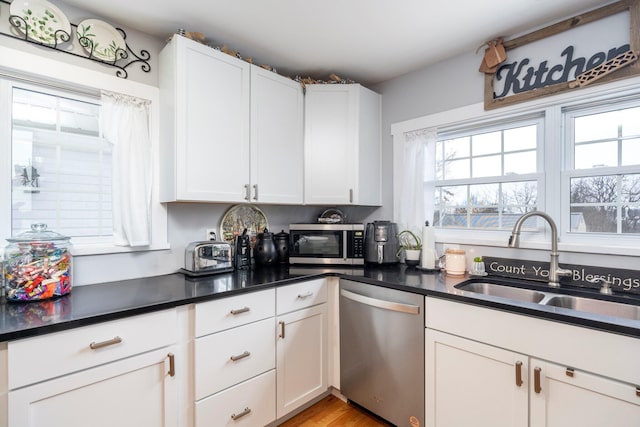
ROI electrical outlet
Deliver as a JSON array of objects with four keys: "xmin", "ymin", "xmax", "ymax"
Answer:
[{"xmin": 205, "ymin": 228, "xmax": 217, "ymax": 241}]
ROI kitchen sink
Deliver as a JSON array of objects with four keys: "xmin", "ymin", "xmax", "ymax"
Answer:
[
  {"xmin": 545, "ymin": 295, "xmax": 640, "ymax": 321},
  {"xmin": 456, "ymin": 281, "xmax": 546, "ymax": 303},
  {"xmin": 454, "ymin": 279, "xmax": 640, "ymax": 322}
]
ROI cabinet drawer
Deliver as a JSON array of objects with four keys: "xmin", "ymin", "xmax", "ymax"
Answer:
[
  {"xmin": 276, "ymin": 279, "xmax": 327, "ymax": 315},
  {"xmin": 195, "ymin": 370, "xmax": 276, "ymax": 427},
  {"xmin": 8, "ymin": 309, "xmax": 176, "ymax": 390},
  {"xmin": 195, "ymin": 288, "xmax": 275, "ymax": 337},
  {"xmin": 195, "ymin": 318, "xmax": 275, "ymax": 400}
]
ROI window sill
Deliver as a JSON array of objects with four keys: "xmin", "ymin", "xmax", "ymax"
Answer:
[{"xmin": 71, "ymin": 242, "xmax": 171, "ymax": 256}]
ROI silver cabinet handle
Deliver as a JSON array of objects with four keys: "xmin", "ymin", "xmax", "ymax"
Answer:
[
  {"xmin": 349, "ymin": 188, "xmax": 354, "ymax": 203},
  {"xmin": 253, "ymin": 184, "xmax": 258, "ymax": 201},
  {"xmin": 244, "ymin": 184, "xmax": 250, "ymax": 201},
  {"xmin": 297, "ymin": 291, "xmax": 313, "ymax": 299},
  {"xmin": 89, "ymin": 336, "xmax": 122, "ymax": 350},
  {"xmin": 230, "ymin": 307, "xmax": 250, "ymax": 315},
  {"xmin": 230, "ymin": 351, "xmax": 251, "ymax": 362},
  {"xmin": 341, "ymin": 289, "xmax": 420, "ymax": 315},
  {"xmin": 231, "ymin": 407, "xmax": 251, "ymax": 420}
]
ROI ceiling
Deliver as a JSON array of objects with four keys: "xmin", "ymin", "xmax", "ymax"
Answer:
[{"xmin": 61, "ymin": 0, "xmax": 615, "ymax": 85}]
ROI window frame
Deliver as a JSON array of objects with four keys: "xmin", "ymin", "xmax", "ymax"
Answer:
[
  {"xmin": 560, "ymin": 96, "xmax": 640, "ymax": 247},
  {"xmin": 432, "ymin": 114, "xmax": 545, "ymax": 233},
  {"xmin": 0, "ymin": 44, "xmax": 168, "ymax": 256},
  {"xmin": 391, "ymin": 74, "xmax": 640, "ymax": 256}
]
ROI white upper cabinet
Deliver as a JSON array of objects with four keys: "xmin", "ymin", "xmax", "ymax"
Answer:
[
  {"xmin": 159, "ymin": 35, "xmax": 251, "ymax": 203},
  {"xmin": 159, "ymin": 35, "xmax": 304, "ymax": 204},
  {"xmin": 250, "ymin": 66, "xmax": 304, "ymax": 204},
  {"xmin": 304, "ymin": 84, "xmax": 382, "ymax": 206}
]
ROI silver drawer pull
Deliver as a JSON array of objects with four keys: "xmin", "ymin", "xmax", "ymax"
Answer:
[
  {"xmin": 230, "ymin": 351, "xmax": 251, "ymax": 362},
  {"xmin": 230, "ymin": 307, "xmax": 250, "ymax": 315},
  {"xmin": 89, "ymin": 336, "xmax": 122, "ymax": 350},
  {"xmin": 297, "ymin": 291, "xmax": 313, "ymax": 299},
  {"xmin": 231, "ymin": 407, "xmax": 251, "ymax": 420}
]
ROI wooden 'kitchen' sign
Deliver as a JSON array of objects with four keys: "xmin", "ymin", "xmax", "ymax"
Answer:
[{"xmin": 485, "ymin": 0, "xmax": 640, "ymax": 110}]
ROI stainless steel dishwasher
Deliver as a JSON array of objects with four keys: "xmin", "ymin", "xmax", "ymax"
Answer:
[{"xmin": 339, "ymin": 279, "xmax": 424, "ymax": 426}]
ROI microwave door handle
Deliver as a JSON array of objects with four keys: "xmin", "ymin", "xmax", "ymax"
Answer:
[{"xmin": 342, "ymin": 232, "xmax": 348, "ymax": 260}]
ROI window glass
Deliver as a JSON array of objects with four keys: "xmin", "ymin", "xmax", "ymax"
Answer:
[
  {"xmin": 572, "ymin": 105, "xmax": 640, "ymax": 169},
  {"xmin": 433, "ymin": 122, "xmax": 540, "ymax": 230},
  {"xmin": 568, "ymin": 102, "xmax": 640, "ymax": 237},
  {"xmin": 11, "ymin": 87, "xmax": 112, "ymax": 238}
]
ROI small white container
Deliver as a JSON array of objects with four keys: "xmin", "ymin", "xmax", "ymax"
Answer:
[{"xmin": 444, "ymin": 249, "xmax": 466, "ymax": 276}]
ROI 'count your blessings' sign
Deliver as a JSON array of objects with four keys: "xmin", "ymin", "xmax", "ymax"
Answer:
[{"xmin": 485, "ymin": 0, "xmax": 640, "ymax": 110}]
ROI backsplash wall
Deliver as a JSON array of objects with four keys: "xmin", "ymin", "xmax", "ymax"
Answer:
[{"xmin": 73, "ymin": 203, "xmax": 383, "ymax": 285}]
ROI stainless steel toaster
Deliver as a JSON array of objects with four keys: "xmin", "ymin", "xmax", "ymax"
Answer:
[{"xmin": 184, "ymin": 241, "xmax": 233, "ymax": 275}]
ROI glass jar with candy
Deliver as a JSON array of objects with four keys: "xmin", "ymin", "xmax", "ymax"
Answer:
[{"xmin": 4, "ymin": 223, "xmax": 72, "ymax": 302}]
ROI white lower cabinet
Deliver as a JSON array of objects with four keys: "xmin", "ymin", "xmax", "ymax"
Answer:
[
  {"xmin": 9, "ymin": 344, "xmax": 177, "ymax": 427},
  {"xmin": 530, "ymin": 359, "xmax": 640, "ymax": 427},
  {"xmin": 426, "ymin": 330, "xmax": 528, "ymax": 427},
  {"xmin": 276, "ymin": 280, "xmax": 328, "ymax": 419},
  {"xmin": 6, "ymin": 309, "xmax": 178, "ymax": 427},
  {"xmin": 425, "ymin": 297, "xmax": 640, "ymax": 427},
  {"xmin": 195, "ymin": 370, "xmax": 276, "ymax": 427},
  {"xmin": 194, "ymin": 289, "xmax": 276, "ymax": 426}
]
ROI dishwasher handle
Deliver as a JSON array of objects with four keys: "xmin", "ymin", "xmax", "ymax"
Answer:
[{"xmin": 340, "ymin": 289, "xmax": 420, "ymax": 315}]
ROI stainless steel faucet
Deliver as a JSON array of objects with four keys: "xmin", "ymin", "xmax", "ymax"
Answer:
[{"xmin": 508, "ymin": 211, "xmax": 572, "ymax": 287}]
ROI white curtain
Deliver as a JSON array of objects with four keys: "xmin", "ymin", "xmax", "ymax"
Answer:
[
  {"xmin": 394, "ymin": 128, "xmax": 436, "ymax": 234},
  {"xmin": 101, "ymin": 91, "xmax": 152, "ymax": 247}
]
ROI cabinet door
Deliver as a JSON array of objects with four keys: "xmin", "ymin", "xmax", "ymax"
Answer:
[
  {"xmin": 426, "ymin": 330, "xmax": 528, "ymax": 427},
  {"xmin": 250, "ymin": 67, "xmax": 304, "ymax": 204},
  {"xmin": 304, "ymin": 85, "xmax": 356, "ymax": 204},
  {"xmin": 175, "ymin": 37, "xmax": 251, "ymax": 202},
  {"xmin": 276, "ymin": 304, "xmax": 328, "ymax": 418},
  {"xmin": 8, "ymin": 346, "xmax": 177, "ymax": 427},
  {"xmin": 530, "ymin": 359, "xmax": 640, "ymax": 427}
]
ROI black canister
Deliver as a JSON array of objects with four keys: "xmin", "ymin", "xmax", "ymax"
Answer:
[
  {"xmin": 274, "ymin": 229, "xmax": 290, "ymax": 264},
  {"xmin": 253, "ymin": 228, "xmax": 278, "ymax": 266}
]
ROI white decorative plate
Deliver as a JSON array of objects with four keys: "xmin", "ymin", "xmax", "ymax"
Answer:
[
  {"xmin": 10, "ymin": 0, "xmax": 71, "ymax": 46},
  {"xmin": 76, "ymin": 19, "xmax": 126, "ymax": 62},
  {"xmin": 220, "ymin": 205, "xmax": 269, "ymax": 248}
]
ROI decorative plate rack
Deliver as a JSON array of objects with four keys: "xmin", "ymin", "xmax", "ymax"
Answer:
[{"xmin": 0, "ymin": 0, "xmax": 150, "ymax": 79}]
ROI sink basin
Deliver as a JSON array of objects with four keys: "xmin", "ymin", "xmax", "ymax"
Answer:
[
  {"xmin": 545, "ymin": 295, "xmax": 640, "ymax": 321},
  {"xmin": 455, "ymin": 280, "xmax": 640, "ymax": 322},
  {"xmin": 455, "ymin": 281, "xmax": 546, "ymax": 304}
]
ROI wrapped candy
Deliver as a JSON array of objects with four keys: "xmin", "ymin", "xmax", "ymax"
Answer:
[{"xmin": 4, "ymin": 224, "xmax": 72, "ymax": 302}]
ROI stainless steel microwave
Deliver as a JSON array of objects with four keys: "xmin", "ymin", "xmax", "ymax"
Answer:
[{"xmin": 289, "ymin": 223, "xmax": 365, "ymax": 265}]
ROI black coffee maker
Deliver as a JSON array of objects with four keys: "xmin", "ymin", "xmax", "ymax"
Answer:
[{"xmin": 235, "ymin": 228, "xmax": 251, "ymax": 269}]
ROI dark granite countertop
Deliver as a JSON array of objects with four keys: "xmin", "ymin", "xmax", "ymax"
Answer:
[{"xmin": 2, "ymin": 264, "xmax": 640, "ymax": 342}]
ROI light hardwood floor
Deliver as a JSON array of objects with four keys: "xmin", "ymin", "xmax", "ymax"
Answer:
[{"xmin": 279, "ymin": 395, "xmax": 390, "ymax": 426}]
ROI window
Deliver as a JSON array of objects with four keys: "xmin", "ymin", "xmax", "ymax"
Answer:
[
  {"xmin": 565, "ymin": 101, "xmax": 640, "ymax": 235},
  {"xmin": 432, "ymin": 117, "xmax": 543, "ymax": 230},
  {"xmin": 10, "ymin": 84, "xmax": 113, "ymax": 239}
]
